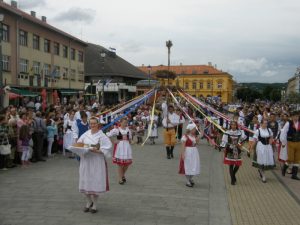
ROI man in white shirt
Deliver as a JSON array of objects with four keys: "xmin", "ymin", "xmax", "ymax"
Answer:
[{"xmin": 162, "ymin": 105, "xmax": 179, "ymax": 159}]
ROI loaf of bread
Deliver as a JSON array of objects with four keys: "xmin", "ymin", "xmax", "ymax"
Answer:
[{"xmin": 72, "ymin": 142, "xmax": 84, "ymax": 147}]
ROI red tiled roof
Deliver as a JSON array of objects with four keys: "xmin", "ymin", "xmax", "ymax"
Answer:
[
  {"xmin": 138, "ymin": 65, "xmax": 228, "ymax": 75},
  {"xmin": 0, "ymin": 1, "xmax": 87, "ymax": 46}
]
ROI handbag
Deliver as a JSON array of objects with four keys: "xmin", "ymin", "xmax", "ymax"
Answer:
[{"xmin": 0, "ymin": 144, "xmax": 11, "ymax": 155}]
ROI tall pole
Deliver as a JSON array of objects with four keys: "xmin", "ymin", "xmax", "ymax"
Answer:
[
  {"xmin": 147, "ymin": 65, "xmax": 151, "ymax": 88},
  {"xmin": 100, "ymin": 52, "xmax": 106, "ymax": 105},
  {"xmin": 0, "ymin": 17, "xmax": 4, "ymax": 110},
  {"xmin": 166, "ymin": 40, "xmax": 173, "ymax": 86}
]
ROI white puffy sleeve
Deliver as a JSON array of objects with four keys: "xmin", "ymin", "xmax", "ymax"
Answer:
[
  {"xmin": 253, "ymin": 129, "xmax": 259, "ymax": 141},
  {"xmin": 72, "ymin": 120, "xmax": 79, "ymax": 139},
  {"xmin": 99, "ymin": 132, "xmax": 113, "ymax": 158},
  {"xmin": 106, "ymin": 128, "xmax": 119, "ymax": 137},
  {"xmin": 181, "ymin": 135, "xmax": 187, "ymax": 143},
  {"xmin": 220, "ymin": 132, "xmax": 229, "ymax": 147}
]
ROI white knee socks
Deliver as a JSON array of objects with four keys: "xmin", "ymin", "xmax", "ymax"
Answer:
[
  {"xmin": 91, "ymin": 195, "xmax": 98, "ymax": 210},
  {"xmin": 85, "ymin": 194, "xmax": 92, "ymax": 208}
]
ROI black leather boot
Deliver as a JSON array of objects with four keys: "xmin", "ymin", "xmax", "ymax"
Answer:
[
  {"xmin": 166, "ymin": 147, "xmax": 171, "ymax": 159},
  {"xmin": 291, "ymin": 166, "xmax": 300, "ymax": 180},
  {"xmin": 282, "ymin": 164, "xmax": 289, "ymax": 176}
]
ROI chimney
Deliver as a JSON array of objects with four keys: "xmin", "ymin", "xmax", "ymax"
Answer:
[
  {"xmin": 41, "ymin": 16, "xmax": 47, "ymax": 22},
  {"xmin": 11, "ymin": 0, "xmax": 17, "ymax": 8},
  {"xmin": 31, "ymin": 11, "xmax": 36, "ymax": 17},
  {"xmin": 142, "ymin": 64, "xmax": 144, "ymax": 67},
  {"xmin": 208, "ymin": 62, "xmax": 212, "ymax": 66},
  {"xmin": 215, "ymin": 64, "xmax": 217, "ymax": 68}
]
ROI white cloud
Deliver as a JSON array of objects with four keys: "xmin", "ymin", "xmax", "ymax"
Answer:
[
  {"xmin": 229, "ymin": 58, "xmax": 268, "ymax": 74},
  {"xmin": 262, "ymin": 70, "xmax": 277, "ymax": 77},
  {"xmin": 54, "ymin": 7, "xmax": 96, "ymax": 24}
]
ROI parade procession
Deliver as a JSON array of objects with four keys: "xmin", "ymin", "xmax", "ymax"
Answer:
[{"xmin": 0, "ymin": 1, "xmax": 300, "ymax": 225}]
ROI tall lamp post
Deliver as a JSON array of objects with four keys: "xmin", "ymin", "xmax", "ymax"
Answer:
[
  {"xmin": 166, "ymin": 40, "xmax": 173, "ymax": 86},
  {"xmin": 147, "ymin": 65, "xmax": 151, "ymax": 88},
  {"xmin": 0, "ymin": 14, "xmax": 4, "ymax": 110},
  {"xmin": 100, "ymin": 51, "xmax": 106, "ymax": 105}
]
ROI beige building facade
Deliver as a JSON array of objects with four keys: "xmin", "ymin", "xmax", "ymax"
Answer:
[{"xmin": 1, "ymin": 1, "xmax": 86, "ymax": 102}]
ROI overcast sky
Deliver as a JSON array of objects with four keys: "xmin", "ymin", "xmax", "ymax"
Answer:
[{"xmin": 12, "ymin": 0, "xmax": 300, "ymax": 82}]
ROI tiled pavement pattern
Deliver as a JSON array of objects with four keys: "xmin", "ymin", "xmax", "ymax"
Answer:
[
  {"xmin": 0, "ymin": 128, "xmax": 231, "ymax": 225},
  {"xmin": 224, "ymin": 154, "xmax": 300, "ymax": 225}
]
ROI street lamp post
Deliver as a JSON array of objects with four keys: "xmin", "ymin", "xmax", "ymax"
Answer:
[
  {"xmin": 166, "ymin": 40, "xmax": 173, "ymax": 86},
  {"xmin": 147, "ymin": 65, "xmax": 151, "ymax": 88},
  {"xmin": 100, "ymin": 51, "xmax": 106, "ymax": 105},
  {"xmin": 0, "ymin": 14, "xmax": 4, "ymax": 110}
]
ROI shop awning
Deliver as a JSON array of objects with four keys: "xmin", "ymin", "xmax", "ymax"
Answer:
[
  {"xmin": 60, "ymin": 89, "xmax": 79, "ymax": 95},
  {"xmin": 10, "ymin": 88, "xmax": 38, "ymax": 97}
]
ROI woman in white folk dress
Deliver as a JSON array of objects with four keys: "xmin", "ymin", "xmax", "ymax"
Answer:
[
  {"xmin": 69, "ymin": 117, "xmax": 112, "ymax": 213},
  {"xmin": 107, "ymin": 117, "xmax": 133, "ymax": 185},
  {"xmin": 63, "ymin": 110, "xmax": 76, "ymax": 156},
  {"xmin": 147, "ymin": 112, "xmax": 158, "ymax": 145},
  {"xmin": 179, "ymin": 123, "xmax": 200, "ymax": 187},
  {"xmin": 250, "ymin": 119, "xmax": 275, "ymax": 183}
]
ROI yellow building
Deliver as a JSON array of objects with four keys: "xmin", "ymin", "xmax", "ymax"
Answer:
[
  {"xmin": 139, "ymin": 64, "xmax": 234, "ymax": 103},
  {"xmin": 1, "ymin": 1, "xmax": 86, "ymax": 102}
]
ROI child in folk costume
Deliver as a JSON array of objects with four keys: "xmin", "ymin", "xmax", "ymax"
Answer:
[
  {"xmin": 136, "ymin": 121, "xmax": 145, "ymax": 144},
  {"xmin": 250, "ymin": 119, "xmax": 275, "ymax": 183},
  {"xmin": 248, "ymin": 116, "xmax": 260, "ymax": 151},
  {"xmin": 107, "ymin": 117, "xmax": 133, "ymax": 185},
  {"xmin": 220, "ymin": 121, "xmax": 247, "ymax": 185},
  {"xmin": 63, "ymin": 110, "xmax": 76, "ymax": 156},
  {"xmin": 19, "ymin": 124, "xmax": 31, "ymax": 168},
  {"xmin": 278, "ymin": 113, "xmax": 289, "ymax": 174},
  {"xmin": 179, "ymin": 123, "xmax": 201, "ymax": 187},
  {"xmin": 146, "ymin": 112, "xmax": 158, "ymax": 145}
]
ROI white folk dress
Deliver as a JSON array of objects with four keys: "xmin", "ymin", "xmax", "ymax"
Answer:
[
  {"xmin": 63, "ymin": 119, "xmax": 75, "ymax": 150},
  {"xmin": 147, "ymin": 115, "xmax": 158, "ymax": 138},
  {"xmin": 253, "ymin": 128, "xmax": 275, "ymax": 170},
  {"xmin": 179, "ymin": 135, "xmax": 200, "ymax": 176},
  {"xmin": 69, "ymin": 130, "xmax": 112, "ymax": 195},
  {"xmin": 107, "ymin": 127, "xmax": 133, "ymax": 166}
]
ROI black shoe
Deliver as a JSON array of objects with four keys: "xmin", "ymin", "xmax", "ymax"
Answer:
[
  {"xmin": 119, "ymin": 180, "xmax": 125, "ymax": 185},
  {"xmin": 291, "ymin": 166, "xmax": 300, "ymax": 180},
  {"xmin": 291, "ymin": 176, "xmax": 300, "ymax": 180},
  {"xmin": 30, "ymin": 159, "xmax": 38, "ymax": 163},
  {"xmin": 231, "ymin": 180, "xmax": 236, "ymax": 185},
  {"xmin": 282, "ymin": 164, "xmax": 288, "ymax": 176},
  {"xmin": 170, "ymin": 153, "xmax": 174, "ymax": 158},
  {"xmin": 190, "ymin": 180, "xmax": 195, "ymax": 186},
  {"xmin": 122, "ymin": 177, "xmax": 126, "ymax": 182},
  {"xmin": 167, "ymin": 155, "xmax": 171, "ymax": 159},
  {"xmin": 90, "ymin": 209, "xmax": 98, "ymax": 213},
  {"xmin": 83, "ymin": 203, "xmax": 93, "ymax": 213},
  {"xmin": 258, "ymin": 169, "xmax": 263, "ymax": 179},
  {"xmin": 186, "ymin": 183, "xmax": 193, "ymax": 187},
  {"xmin": 38, "ymin": 158, "xmax": 46, "ymax": 162}
]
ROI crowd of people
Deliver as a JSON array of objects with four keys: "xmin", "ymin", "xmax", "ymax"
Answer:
[{"xmin": 0, "ymin": 94, "xmax": 299, "ymax": 213}]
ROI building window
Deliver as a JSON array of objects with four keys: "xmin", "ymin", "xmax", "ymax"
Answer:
[
  {"xmin": 199, "ymin": 82, "xmax": 203, "ymax": 89},
  {"xmin": 54, "ymin": 42, "xmax": 60, "ymax": 55},
  {"xmin": 2, "ymin": 55, "xmax": 10, "ymax": 71},
  {"xmin": 44, "ymin": 64, "xmax": 51, "ymax": 76},
  {"xmin": 1, "ymin": 24, "xmax": 9, "ymax": 42},
  {"xmin": 33, "ymin": 34, "xmax": 40, "ymax": 50},
  {"xmin": 20, "ymin": 58, "xmax": 28, "ymax": 73},
  {"xmin": 44, "ymin": 39, "xmax": 50, "ymax": 53},
  {"xmin": 19, "ymin": 30, "xmax": 28, "ymax": 46},
  {"xmin": 217, "ymin": 82, "xmax": 222, "ymax": 89},
  {"xmin": 78, "ymin": 70, "xmax": 84, "ymax": 81},
  {"xmin": 185, "ymin": 82, "xmax": 189, "ymax": 89},
  {"xmin": 70, "ymin": 69, "xmax": 76, "ymax": 80},
  {"xmin": 192, "ymin": 70, "xmax": 197, "ymax": 74},
  {"xmin": 33, "ymin": 61, "xmax": 40, "ymax": 75},
  {"xmin": 78, "ymin": 51, "xmax": 84, "ymax": 62},
  {"xmin": 62, "ymin": 67, "xmax": 68, "ymax": 79},
  {"xmin": 63, "ymin": 45, "xmax": 68, "ymax": 58},
  {"xmin": 71, "ymin": 48, "xmax": 76, "ymax": 60},
  {"xmin": 207, "ymin": 82, "xmax": 211, "ymax": 89},
  {"xmin": 192, "ymin": 82, "xmax": 197, "ymax": 89},
  {"xmin": 53, "ymin": 65, "xmax": 60, "ymax": 77}
]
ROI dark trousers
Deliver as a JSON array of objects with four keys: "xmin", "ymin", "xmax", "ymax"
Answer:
[
  {"xmin": 0, "ymin": 154, "xmax": 8, "ymax": 168},
  {"xmin": 32, "ymin": 132, "xmax": 44, "ymax": 160},
  {"xmin": 177, "ymin": 125, "xmax": 183, "ymax": 140}
]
